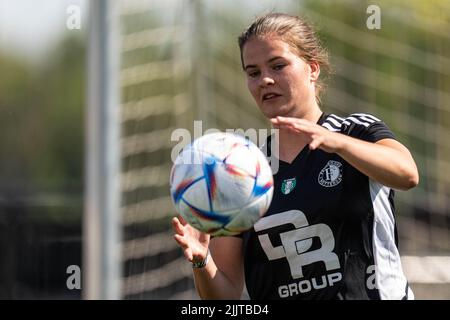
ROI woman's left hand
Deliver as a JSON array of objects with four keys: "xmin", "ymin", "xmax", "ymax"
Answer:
[{"xmin": 270, "ymin": 116, "xmax": 342, "ymax": 153}]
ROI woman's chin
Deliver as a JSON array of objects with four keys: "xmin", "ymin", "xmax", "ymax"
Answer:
[{"xmin": 262, "ymin": 108, "xmax": 290, "ymax": 120}]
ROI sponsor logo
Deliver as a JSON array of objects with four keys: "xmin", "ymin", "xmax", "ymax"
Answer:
[
  {"xmin": 278, "ymin": 272, "xmax": 342, "ymax": 298},
  {"xmin": 254, "ymin": 210, "xmax": 342, "ymax": 297}
]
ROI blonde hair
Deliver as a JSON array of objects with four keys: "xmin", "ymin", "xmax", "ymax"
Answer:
[{"xmin": 238, "ymin": 13, "xmax": 332, "ymax": 104}]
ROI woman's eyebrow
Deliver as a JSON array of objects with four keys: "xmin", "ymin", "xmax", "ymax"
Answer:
[{"xmin": 244, "ymin": 56, "xmax": 284, "ymax": 70}]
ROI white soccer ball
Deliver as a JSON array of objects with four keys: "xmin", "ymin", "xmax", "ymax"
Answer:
[{"xmin": 170, "ymin": 132, "xmax": 274, "ymax": 236}]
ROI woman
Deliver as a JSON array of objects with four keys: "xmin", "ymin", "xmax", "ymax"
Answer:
[{"xmin": 172, "ymin": 13, "xmax": 419, "ymax": 300}]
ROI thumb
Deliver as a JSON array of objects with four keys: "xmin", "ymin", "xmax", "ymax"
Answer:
[{"xmin": 309, "ymin": 139, "xmax": 319, "ymax": 150}]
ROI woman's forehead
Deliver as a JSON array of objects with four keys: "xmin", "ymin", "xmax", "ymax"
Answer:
[{"xmin": 242, "ymin": 37, "xmax": 298, "ymax": 65}]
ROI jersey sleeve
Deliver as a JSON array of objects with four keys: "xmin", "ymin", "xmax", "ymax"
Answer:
[{"xmin": 341, "ymin": 113, "xmax": 396, "ymax": 143}]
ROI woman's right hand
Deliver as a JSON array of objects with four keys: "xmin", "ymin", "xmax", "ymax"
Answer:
[{"xmin": 172, "ymin": 215, "xmax": 210, "ymax": 263}]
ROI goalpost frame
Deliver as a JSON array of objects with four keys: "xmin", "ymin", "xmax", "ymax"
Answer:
[{"xmin": 84, "ymin": 0, "xmax": 122, "ymax": 300}]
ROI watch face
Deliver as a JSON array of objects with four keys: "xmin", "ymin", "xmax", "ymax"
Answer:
[{"xmin": 192, "ymin": 251, "xmax": 210, "ymax": 268}]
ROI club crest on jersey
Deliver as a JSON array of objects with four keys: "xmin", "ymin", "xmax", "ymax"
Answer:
[
  {"xmin": 281, "ymin": 178, "xmax": 296, "ymax": 195},
  {"xmin": 318, "ymin": 160, "xmax": 343, "ymax": 187}
]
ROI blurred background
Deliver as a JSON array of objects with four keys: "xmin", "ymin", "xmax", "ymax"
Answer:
[{"xmin": 0, "ymin": 0, "xmax": 449, "ymax": 299}]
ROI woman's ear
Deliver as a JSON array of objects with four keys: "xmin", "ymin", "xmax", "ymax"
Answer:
[{"xmin": 309, "ymin": 61, "xmax": 320, "ymax": 82}]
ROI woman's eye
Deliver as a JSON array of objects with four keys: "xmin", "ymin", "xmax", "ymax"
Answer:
[
  {"xmin": 248, "ymin": 71, "xmax": 260, "ymax": 78},
  {"xmin": 273, "ymin": 64, "xmax": 285, "ymax": 70}
]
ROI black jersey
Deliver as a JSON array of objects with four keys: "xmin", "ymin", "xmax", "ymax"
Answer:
[{"xmin": 242, "ymin": 113, "xmax": 413, "ymax": 300}]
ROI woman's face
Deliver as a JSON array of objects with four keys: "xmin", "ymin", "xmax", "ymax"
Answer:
[{"xmin": 242, "ymin": 36, "xmax": 319, "ymax": 119}]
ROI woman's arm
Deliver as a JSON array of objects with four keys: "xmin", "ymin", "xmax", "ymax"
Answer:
[
  {"xmin": 271, "ymin": 116, "xmax": 419, "ymax": 190},
  {"xmin": 193, "ymin": 236, "xmax": 244, "ymax": 299},
  {"xmin": 334, "ymin": 137, "xmax": 418, "ymax": 190},
  {"xmin": 172, "ymin": 216, "xmax": 244, "ymax": 299}
]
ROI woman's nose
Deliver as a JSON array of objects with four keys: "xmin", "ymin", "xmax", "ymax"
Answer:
[{"xmin": 259, "ymin": 76, "xmax": 275, "ymax": 87}]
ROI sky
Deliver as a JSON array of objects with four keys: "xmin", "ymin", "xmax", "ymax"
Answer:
[{"xmin": 0, "ymin": 0, "xmax": 87, "ymax": 62}]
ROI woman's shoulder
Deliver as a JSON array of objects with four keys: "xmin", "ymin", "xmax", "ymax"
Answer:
[
  {"xmin": 321, "ymin": 113, "xmax": 382, "ymax": 133},
  {"xmin": 322, "ymin": 112, "xmax": 383, "ymax": 130},
  {"xmin": 322, "ymin": 112, "xmax": 393, "ymax": 141}
]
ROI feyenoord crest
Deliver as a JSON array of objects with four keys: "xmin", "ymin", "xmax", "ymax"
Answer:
[
  {"xmin": 281, "ymin": 178, "xmax": 296, "ymax": 195},
  {"xmin": 318, "ymin": 160, "xmax": 343, "ymax": 187}
]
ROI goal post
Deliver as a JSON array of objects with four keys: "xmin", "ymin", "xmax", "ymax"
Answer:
[{"xmin": 84, "ymin": 0, "xmax": 122, "ymax": 300}]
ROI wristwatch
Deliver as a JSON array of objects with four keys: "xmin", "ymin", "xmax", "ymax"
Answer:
[{"xmin": 192, "ymin": 249, "xmax": 210, "ymax": 268}]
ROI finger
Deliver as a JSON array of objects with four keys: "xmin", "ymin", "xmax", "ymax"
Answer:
[
  {"xmin": 279, "ymin": 118, "xmax": 313, "ymax": 132},
  {"xmin": 184, "ymin": 248, "xmax": 193, "ymax": 261},
  {"xmin": 272, "ymin": 121, "xmax": 293, "ymax": 128},
  {"xmin": 290, "ymin": 123, "xmax": 315, "ymax": 135},
  {"xmin": 176, "ymin": 240, "xmax": 193, "ymax": 261},
  {"xmin": 274, "ymin": 116, "xmax": 301, "ymax": 125},
  {"xmin": 172, "ymin": 217, "xmax": 185, "ymax": 236},
  {"xmin": 174, "ymin": 233, "xmax": 188, "ymax": 248},
  {"xmin": 178, "ymin": 214, "xmax": 188, "ymax": 226},
  {"xmin": 309, "ymin": 138, "xmax": 320, "ymax": 150},
  {"xmin": 271, "ymin": 122, "xmax": 282, "ymax": 129},
  {"xmin": 272, "ymin": 116, "xmax": 290, "ymax": 125},
  {"xmin": 271, "ymin": 122, "xmax": 285, "ymax": 130},
  {"xmin": 276, "ymin": 124, "xmax": 301, "ymax": 133},
  {"xmin": 271, "ymin": 118, "xmax": 302, "ymax": 130}
]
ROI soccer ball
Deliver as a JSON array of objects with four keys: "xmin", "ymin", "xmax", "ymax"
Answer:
[{"xmin": 170, "ymin": 132, "xmax": 274, "ymax": 236}]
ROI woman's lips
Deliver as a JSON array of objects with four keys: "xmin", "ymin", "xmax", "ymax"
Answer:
[{"xmin": 262, "ymin": 93, "xmax": 282, "ymax": 101}]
